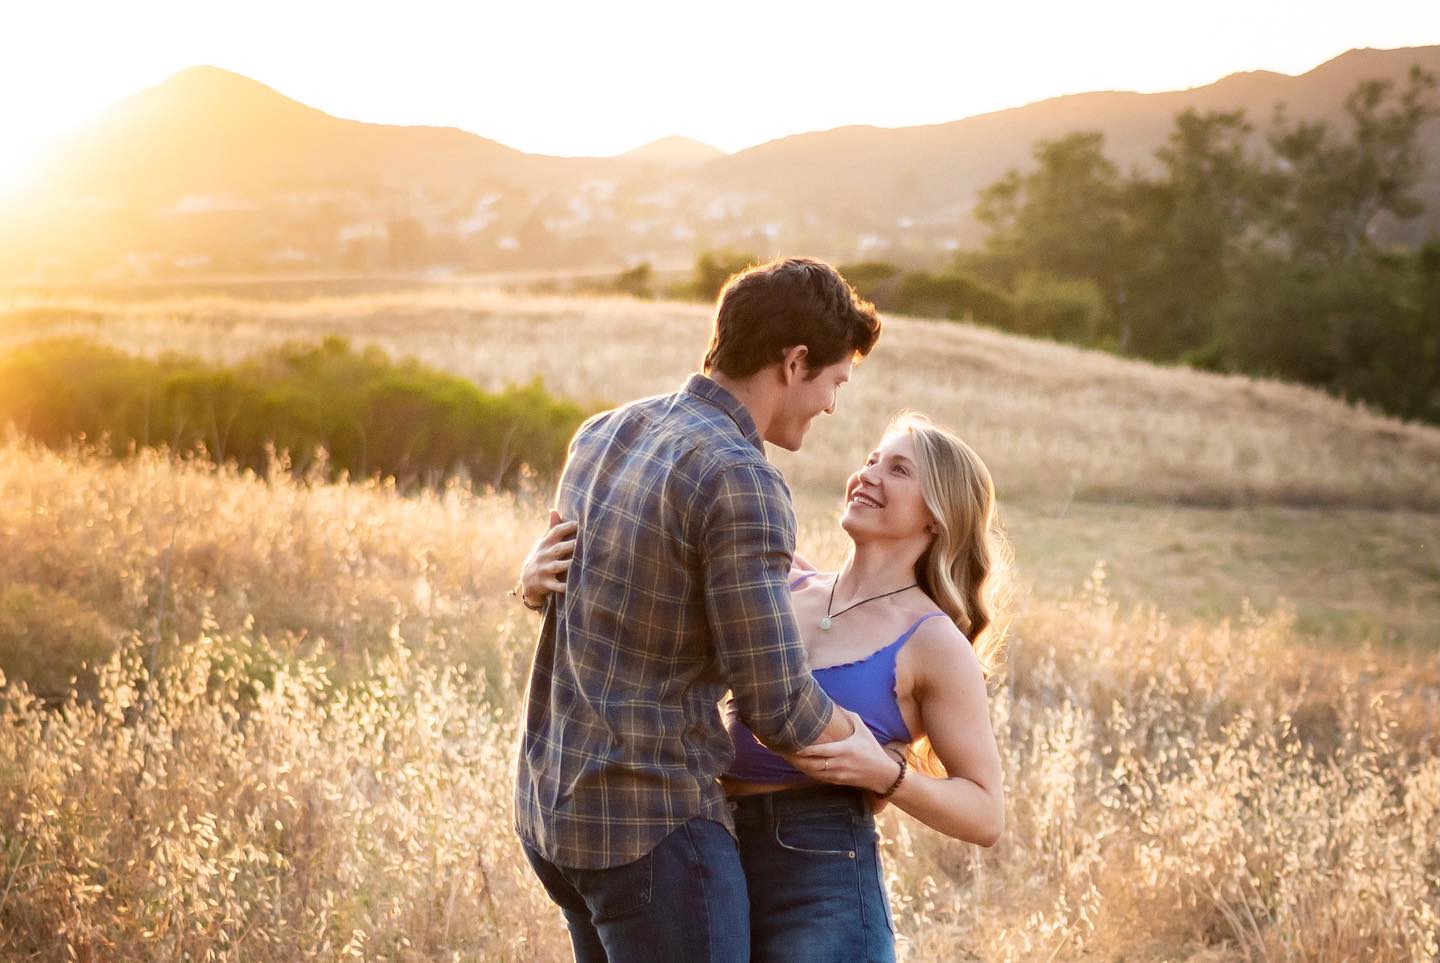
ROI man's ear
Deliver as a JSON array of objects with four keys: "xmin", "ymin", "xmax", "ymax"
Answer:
[{"xmin": 779, "ymin": 345, "xmax": 810, "ymax": 384}]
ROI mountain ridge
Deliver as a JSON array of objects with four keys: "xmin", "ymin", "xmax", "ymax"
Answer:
[{"xmin": 5, "ymin": 46, "xmax": 1437, "ymax": 280}]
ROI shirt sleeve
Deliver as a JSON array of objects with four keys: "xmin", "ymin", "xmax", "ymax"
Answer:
[{"xmin": 701, "ymin": 462, "xmax": 835, "ymax": 754}]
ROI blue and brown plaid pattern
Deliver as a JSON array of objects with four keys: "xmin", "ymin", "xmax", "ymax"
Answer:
[{"xmin": 515, "ymin": 374, "xmax": 836, "ymax": 869}]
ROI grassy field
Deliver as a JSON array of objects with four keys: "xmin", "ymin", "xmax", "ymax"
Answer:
[
  {"xmin": 1, "ymin": 287, "xmax": 1437, "ymax": 960},
  {"xmin": 5, "ymin": 287, "xmax": 1439, "ymax": 648}
]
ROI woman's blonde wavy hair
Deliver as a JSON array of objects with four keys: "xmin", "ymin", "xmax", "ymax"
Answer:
[{"xmin": 890, "ymin": 412, "xmax": 1012, "ymax": 776}]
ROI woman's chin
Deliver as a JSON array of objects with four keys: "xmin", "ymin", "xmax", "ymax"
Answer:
[{"xmin": 838, "ymin": 510, "xmax": 876, "ymax": 539}]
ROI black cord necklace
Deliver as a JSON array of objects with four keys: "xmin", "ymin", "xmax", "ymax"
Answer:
[{"xmin": 820, "ymin": 575, "xmax": 919, "ymax": 631}]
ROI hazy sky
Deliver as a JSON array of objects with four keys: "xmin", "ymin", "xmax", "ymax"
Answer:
[{"xmin": 4, "ymin": 0, "xmax": 1439, "ymax": 189}]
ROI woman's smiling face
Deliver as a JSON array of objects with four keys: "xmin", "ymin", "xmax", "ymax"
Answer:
[{"xmin": 840, "ymin": 431, "xmax": 935, "ymax": 543}]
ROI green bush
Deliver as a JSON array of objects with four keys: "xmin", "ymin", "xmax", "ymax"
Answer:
[
  {"xmin": 0, "ymin": 336, "xmax": 588, "ymax": 491},
  {"xmin": 894, "ymin": 270, "xmax": 1017, "ymax": 326},
  {"xmin": 689, "ymin": 250, "xmax": 760, "ymax": 302},
  {"xmin": 612, "ymin": 262, "xmax": 654, "ymax": 299},
  {"xmin": 837, "ymin": 261, "xmax": 903, "ymax": 310},
  {"xmin": 1214, "ymin": 248, "xmax": 1440, "ymax": 422},
  {"xmin": 1012, "ymin": 273, "xmax": 1111, "ymax": 343}
]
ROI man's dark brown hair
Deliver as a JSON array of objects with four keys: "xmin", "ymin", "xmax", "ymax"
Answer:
[{"xmin": 702, "ymin": 257, "xmax": 882, "ymax": 379}]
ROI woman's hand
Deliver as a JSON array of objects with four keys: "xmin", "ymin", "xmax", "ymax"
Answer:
[
  {"xmin": 785, "ymin": 708, "xmax": 905, "ymax": 796},
  {"xmin": 518, "ymin": 510, "xmax": 577, "ymax": 608}
]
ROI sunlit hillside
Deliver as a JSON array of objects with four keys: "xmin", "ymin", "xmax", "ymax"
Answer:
[
  {"xmin": 1, "ymin": 289, "xmax": 1438, "ymax": 961},
  {"xmin": 4, "ymin": 287, "xmax": 1438, "ymax": 644},
  {"xmin": 5, "ymin": 46, "xmax": 1437, "ymax": 282},
  {"xmin": 6, "ymin": 288, "xmax": 1438, "ymax": 508}
]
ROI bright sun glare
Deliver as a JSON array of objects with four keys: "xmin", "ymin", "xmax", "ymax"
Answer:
[{"xmin": 0, "ymin": 136, "xmax": 48, "ymax": 202}]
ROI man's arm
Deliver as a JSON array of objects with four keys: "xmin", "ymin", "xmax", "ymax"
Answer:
[{"xmin": 701, "ymin": 463, "xmax": 847, "ymax": 752}]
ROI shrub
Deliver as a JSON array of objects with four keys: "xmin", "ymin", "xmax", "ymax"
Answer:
[
  {"xmin": 0, "ymin": 336, "xmax": 588, "ymax": 491},
  {"xmin": 1011, "ymin": 272, "xmax": 1111, "ymax": 344},
  {"xmin": 838, "ymin": 261, "xmax": 904, "ymax": 309},
  {"xmin": 689, "ymin": 249, "xmax": 760, "ymax": 302},
  {"xmin": 611, "ymin": 261, "xmax": 654, "ymax": 299},
  {"xmin": 894, "ymin": 270, "xmax": 1017, "ymax": 326}
]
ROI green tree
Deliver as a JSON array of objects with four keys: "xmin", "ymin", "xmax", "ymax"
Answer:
[
  {"xmin": 974, "ymin": 131, "xmax": 1130, "ymax": 320},
  {"xmin": 1216, "ymin": 247, "xmax": 1439, "ymax": 421},
  {"xmin": 1210, "ymin": 68, "xmax": 1440, "ymax": 419},
  {"xmin": 1122, "ymin": 109, "xmax": 1267, "ymax": 359},
  {"xmin": 1416, "ymin": 241, "xmax": 1440, "ymax": 421},
  {"xmin": 1266, "ymin": 67, "xmax": 1439, "ymax": 266}
]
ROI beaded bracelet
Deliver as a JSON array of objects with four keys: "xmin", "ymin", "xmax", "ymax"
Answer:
[
  {"xmin": 878, "ymin": 754, "xmax": 908, "ymax": 799},
  {"xmin": 509, "ymin": 584, "xmax": 546, "ymax": 612}
]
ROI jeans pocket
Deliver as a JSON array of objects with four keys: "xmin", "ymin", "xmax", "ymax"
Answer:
[
  {"xmin": 572, "ymin": 851, "xmax": 655, "ymax": 922},
  {"xmin": 774, "ymin": 806, "xmax": 857, "ymax": 857}
]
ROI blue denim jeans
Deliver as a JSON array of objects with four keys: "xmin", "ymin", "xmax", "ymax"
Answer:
[
  {"xmin": 520, "ymin": 817, "xmax": 750, "ymax": 963},
  {"xmin": 732, "ymin": 784, "xmax": 896, "ymax": 963}
]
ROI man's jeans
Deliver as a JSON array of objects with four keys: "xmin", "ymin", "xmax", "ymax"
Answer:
[{"xmin": 521, "ymin": 817, "xmax": 750, "ymax": 963}]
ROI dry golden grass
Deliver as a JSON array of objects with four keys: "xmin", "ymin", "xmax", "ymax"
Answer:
[
  {"xmin": 4, "ymin": 288, "xmax": 1439, "ymax": 511},
  {"xmin": 1002, "ymin": 501, "xmax": 1440, "ymax": 651},
  {"xmin": 0, "ymin": 439, "xmax": 1436, "ymax": 961},
  {"xmin": 0, "ymin": 435, "xmax": 540, "ymax": 691},
  {"xmin": 2, "ymin": 288, "xmax": 1438, "ymax": 960},
  {"xmin": 9, "ymin": 287, "xmax": 1436, "ymax": 647}
]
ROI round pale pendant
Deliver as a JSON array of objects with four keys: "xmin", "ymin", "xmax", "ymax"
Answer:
[{"xmin": 819, "ymin": 617, "xmax": 833, "ymax": 631}]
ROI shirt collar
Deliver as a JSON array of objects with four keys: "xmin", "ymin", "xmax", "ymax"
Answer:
[{"xmin": 682, "ymin": 374, "xmax": 764, "ymax": 452}]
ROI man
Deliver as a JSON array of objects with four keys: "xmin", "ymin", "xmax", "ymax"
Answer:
[{"xmin": 514, "ymin": 257, "xmax": 882, "ymax": 962}]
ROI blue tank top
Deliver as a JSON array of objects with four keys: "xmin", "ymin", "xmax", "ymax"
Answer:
[{"xmin": 725, "ymin": 572, "xmax": 947, "ymax": 783}]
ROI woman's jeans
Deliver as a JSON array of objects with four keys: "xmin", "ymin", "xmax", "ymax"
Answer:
[
  {"xmin": 521, "ymin": 817, "xmax": 750, "ymax": 963},
  {"xmin": 732, "ymin": 784, "xmax": 897, "ymax": 963}
]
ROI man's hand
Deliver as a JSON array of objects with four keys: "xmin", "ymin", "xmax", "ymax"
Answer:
[{"xmin": 783, "ymin": 708, "xmax": 903, "ymax": 796}]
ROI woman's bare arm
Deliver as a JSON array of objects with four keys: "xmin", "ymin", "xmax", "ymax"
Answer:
[
  {"xmin": 516, "ymin": 511, "xmax": 577, "ymax": 608},
  {"xmin": 787, "ymin": 619, "xmax": 1005, "ymax": 846}
]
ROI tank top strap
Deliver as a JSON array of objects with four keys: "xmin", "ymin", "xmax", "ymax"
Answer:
[
  {"xmin": 892, "ymin": 611, "xmax": 948, "ymax": 648},
  {"xmin": 788, "ymin": 570, "xmax": 824, "ymax": 590}
]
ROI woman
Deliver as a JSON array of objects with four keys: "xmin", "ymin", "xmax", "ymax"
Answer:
[{"xmin": 520, "ymin": 412, "xmax": 1008, "ymax": 962}]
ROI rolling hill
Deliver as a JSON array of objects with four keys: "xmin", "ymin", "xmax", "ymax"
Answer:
[
  {"xmin": 4, "ymin": 46, "xmax": 1438, "ymax": 280},
  {"xmin": 705, "ymin": 46, "xmax": 1440, "ymax": 240}
]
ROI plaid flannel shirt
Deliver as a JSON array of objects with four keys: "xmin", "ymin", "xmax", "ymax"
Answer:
[{"xmin": 514, "ymin": 374, "xmax": 836, "ymax": 869}]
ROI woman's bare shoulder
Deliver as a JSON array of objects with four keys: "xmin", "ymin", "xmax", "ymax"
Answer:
[{"xmin": 906, "ymin": 614, "xmax": 984, "ymax": 688}]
